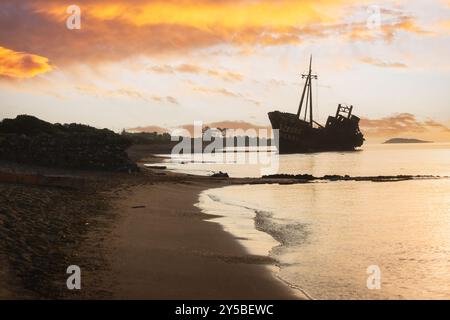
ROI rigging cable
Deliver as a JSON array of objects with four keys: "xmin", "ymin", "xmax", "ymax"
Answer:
[
  {"xmin": 315, "ymin": 77, "xmax": 319, "ymax": 124},
  {"xmin": 304, "ymin": 79, "xmax": 309, "ymax": 122}
]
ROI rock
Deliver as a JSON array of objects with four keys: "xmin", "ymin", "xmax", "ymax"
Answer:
[
  {"xmin": 144, "ymin": 165, "xmax": 167, "ymax": 170},
  {"xmin": 211, "ymin": 171, "xmax": 229, "ymax": 178},
  {"xmin": 0, "ymin": 115, "xmax": 139, "ymax": 172}
]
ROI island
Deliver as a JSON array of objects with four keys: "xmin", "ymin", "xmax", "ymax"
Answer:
[{"xmin": 383, "ymin": 138, "xmax": 432, "ymax": 144}]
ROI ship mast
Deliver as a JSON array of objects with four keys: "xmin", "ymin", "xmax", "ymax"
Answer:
[{"xmin": 296, "ymin": 55, "xmax": 318, "ymax": 126}]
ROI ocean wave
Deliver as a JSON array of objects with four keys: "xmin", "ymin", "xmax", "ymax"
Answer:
[
  {"xmin": 206, "ymin": 192, "xmax": 309, "ymax": 249},
  {"xmin": 254, "ymin": 210, "xmax": 309, "ymax": 249},
  {"xmin": 203, "ymin": 189, "xmax": 314, "ymax": 299}
]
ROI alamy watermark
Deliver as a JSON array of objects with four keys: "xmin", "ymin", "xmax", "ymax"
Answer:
[
  {"xmin": 66, "ymin": 5, "xmax": 81, "ymax": 30},
  {"xmin": 366, "ymin": 265, "xmax": 381, "ymax": 290},
  {"xmin": 170, "ymin": 121, "xmax": 280, "ymax": 176},
  {"xmin": 367, "ymin": 5, "xmax": 382, "ymax": 30},
  {"xmin": 66, "ymin": 265, "xmax": 81, "ymax": 290}
]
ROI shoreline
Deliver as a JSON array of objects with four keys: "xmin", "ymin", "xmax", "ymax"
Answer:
[
  {"xmin": 107, "ymin": 179, "xmax": 302, "ymax": 299},
  {"xmin": 2, "ymin": 151, "xmax": 450, "ymax": 299},
  {"xmin": 0, "ymin": 160, "xmax": 304, "ymax": 299},
  {"xmin": 2, "ymin": 154, "xmax": 449, "ymax": 299}
]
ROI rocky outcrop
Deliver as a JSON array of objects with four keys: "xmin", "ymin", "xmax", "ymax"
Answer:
[
  {"xmin": 0, "ymin": 115, "xmax": 138, "ymax": 172},
  {"xmin": 211, "ymin": 171, "xmax": 229, "ymax": 178}
]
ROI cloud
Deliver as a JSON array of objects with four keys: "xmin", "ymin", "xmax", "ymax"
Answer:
[
  {"xmin": 76, "ymin": 84, "xmax": 178, "ymax": 105},
  {"xmin": 165, "ymin": 96, "xmax": 179, "ymax": 105},
  {"xmin": 148, "ymin": 65, "xmax": 176, "ymax": 74},
  {"xmin": 149, "ymin": 95, "xmax": 179, "ymax": 105},
  {"xmin": 0, "ymin": 0, "xmax": 431, "ymax": 68},
  {"xmin": 192, "ymin": 86, "xmax": 260, "ymax": 105},
  {"xmin": 423, "ymin": 119, "xmax": 450, "ymax": 132},
  {"xmin": 360, "ymin": 57, "xmax": 408, "ymax": 68},
  {"xmin": 346, "ymin": 10, "xmax": 430, "ymax": 42},
  {"xmin": 206, "ymin": 70, "xmax": 243, "ymax": 82},
  {"xmin": 126, "ymin": 125, "xmax": 169, "ymax": 134},
  {"xmin": 115, "ymin": 88, "xmax": 148, "ymax": 100},
  {"xmin": 41, "ymin": 0, "xmax": 340, "ymax": 29},
  {"xmin": 439, "ymin": 19, "xmax": 450, "ymax": 33},
  {"xmin": 178, "ymin": 120, "xmax": 271, "ymax": 136},
  {"xmin": 76, "ymin": 85, "xmax": 147, "ymax": 100},
  {"xmin": 0, "ymin": 46, "xmax": 52, "ymax": 79},
  {"xmin": 268, "ymin": 79, "xmax": 289, "ymax": 86},
  {"xmin": 360, "ymin": 113, "xmax": 450, "ymax": 141},
  {"xmin": 148, "ymin": 64, "xmax": 243, "ymax": 82},
  {"xmin": 193, "ymin": 86, "xmax": 242, "ymax": 98}
]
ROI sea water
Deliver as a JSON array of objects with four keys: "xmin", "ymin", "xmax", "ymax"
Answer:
[{"xmin": 161, "ymin": 143, "xmax": 450, "ymax": 299}]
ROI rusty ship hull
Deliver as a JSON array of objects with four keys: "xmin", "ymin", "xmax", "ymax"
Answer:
[
  {"xmin": 268, "ymin": 56, "xmax": 364, "ymax": 154},
  {"xmin": 268, "ymin": 110, "xmax": 364, "ymax": 154}
]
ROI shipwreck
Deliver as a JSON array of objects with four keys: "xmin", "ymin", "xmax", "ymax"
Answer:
[{"xmin": 268, "ymin": 56, "xmax": 364, "ymax": 154}]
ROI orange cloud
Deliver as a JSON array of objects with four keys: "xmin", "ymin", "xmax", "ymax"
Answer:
[
  {"xmin": 148, "ymin": 64, "xmax": 243, "ymax": 82},
  {"xmin": 76, "ymin": 85, "xmax": 147, "ymax": 100},
  {"xmin": 192, "ymin": 86, "xmax": 242, "ymax": 98},
  {"xmin": 0, "ymin": 0, "xmax": 430, "ymax": 68},
  {"xmin": 0, "ymin": 46, "xmax": 52, "ymax": 79},
  {"xmin": 347, "ymin": 14, "xmax": 429, "ymax": 42},
  {"xmin": 360, "ymin": 113, "xmax": 450, "ymax": 142},
  {"xmin": 75, "ymin": 84, "xmax": 179, "ymax": 105},
  {"xmin": 126, "ymin": 125, "xmax": 169, "ymax": 134},
  {"xmin": 360, "ymin": 57, "xmax": 408, "ymax": 68},
  {"xmin": 41, "ymin": 0, "xmax": 343, "ymax": 30},
  {"xmin": 439, "ymin": 20, "xmax": 450, "ymax": 32},
  {"xmin": 191, "ymin": 85, "xmax": 260, "ymax": 105}
]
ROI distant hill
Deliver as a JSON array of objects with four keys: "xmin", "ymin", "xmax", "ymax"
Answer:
[{"xmin": 383, "ymin": 138, "xmax": 432, "ymax": 144}]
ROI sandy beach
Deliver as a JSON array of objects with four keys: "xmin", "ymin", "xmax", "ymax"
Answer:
[
  {"xmin": 108, "ymin": 181, "xmax": 299, "ymax": 299},
  {"xmin": 2, "ymin": 147, "xmax": 448, "ymax": 299},
  {"xmin": 0, "ymin": 154, "xmax": 301, "ymax": 299}
]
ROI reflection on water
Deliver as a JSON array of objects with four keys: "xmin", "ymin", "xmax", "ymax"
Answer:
[
  {"xmin": 194, "ymin": 143, "xmax": 450, "ymax": 299},
  {"xmin": 201, "ymin": 180, "xmax": 450, "ymax": 299},
  {"xmin": 161, "ymin": 143, "xmax": 450, "ymax": 177}
]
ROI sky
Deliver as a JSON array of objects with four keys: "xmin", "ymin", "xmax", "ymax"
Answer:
[{"xmin": 0, "ymin": 0, "xmax": 449, "ymax": 142}]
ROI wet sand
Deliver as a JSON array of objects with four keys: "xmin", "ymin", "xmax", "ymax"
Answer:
[
  {"xmin": 3, "ymin": 154, "xmax": 447, "ymax": 299},
  {"xmin": 108, "ymin": 181, "xmax": 299, "ymax": 299},
  {"xmin": 0, "ymin": 161, "xmax": 300, "ymax": 299}
]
